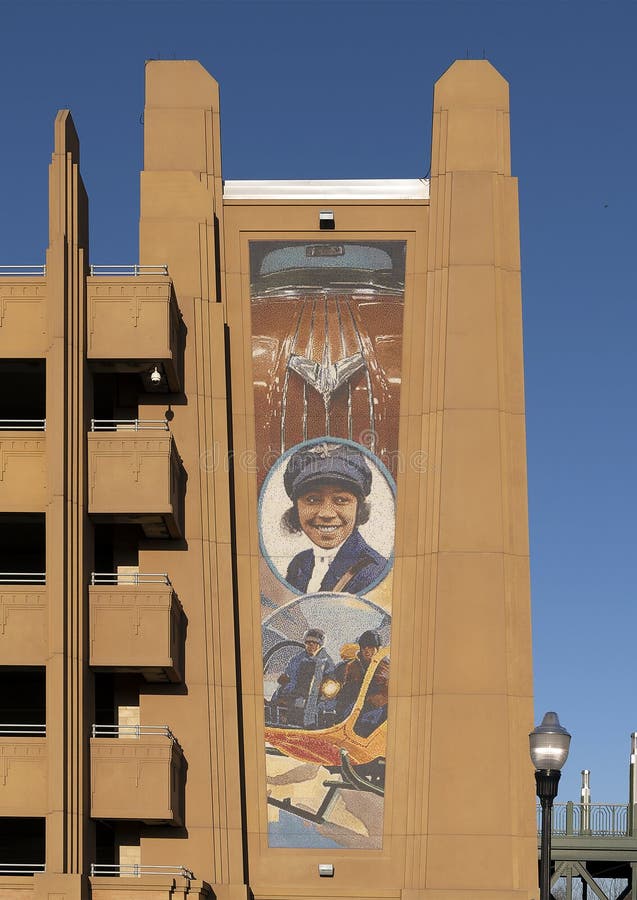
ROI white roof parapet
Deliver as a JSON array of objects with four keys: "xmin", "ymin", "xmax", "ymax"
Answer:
[{"xmin": 222, "ymin": 178, "xmax": 429, "ymax": 201}]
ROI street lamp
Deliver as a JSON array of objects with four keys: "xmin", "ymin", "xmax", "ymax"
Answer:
[{"xmin": 529, "ymin": 711, "xmax": 571, "ymax": 900}]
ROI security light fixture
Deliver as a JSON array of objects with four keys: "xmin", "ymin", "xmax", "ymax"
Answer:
[
  {"xmin": 319, "ymin": 209, "xmax": 335, "ymax": 230},
  {"xmin": 150, "ymin": 366, "xmax": 162, "ymax": 385},
  {"xmin": 318, "ymin": 864, "xmax": 334, "ymax": 877}
]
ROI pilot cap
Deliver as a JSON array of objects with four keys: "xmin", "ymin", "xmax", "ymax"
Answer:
[
  {"xmin": 303, "ymin": 628, "xmax": 325, "ymax": 646},
  {"xmin": 284, "ymin": 442, "xmax": 372, "ymax": 501},
  {"xmin": 358, "ymin": 629, "xmax": 382, "ymax": 649}
]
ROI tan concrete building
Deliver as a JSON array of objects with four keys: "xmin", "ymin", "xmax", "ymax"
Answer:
[{"xmin": 0, "ymin": 59, "xmax": 538, "ymax": 900}]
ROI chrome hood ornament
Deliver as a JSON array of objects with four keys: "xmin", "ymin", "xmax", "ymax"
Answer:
[{"xmin": 288, "ymin": 342, "xmax": 366, "ymax": 410}]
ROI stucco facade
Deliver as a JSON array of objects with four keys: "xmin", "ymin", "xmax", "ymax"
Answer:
[{"xmin": 0, "ymin": 59, "xmax": 537, "ymax": 900}]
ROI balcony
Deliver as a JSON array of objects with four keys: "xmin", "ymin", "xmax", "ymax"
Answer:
[
  {"xmin": 0, "ymin": 575, "xmax": 45, "ymax": 584},
  {"xmin": 90, "ymin": 865, "xmax": 193, "ymax": 878},
  {"xmin": 0, "ymin": 434, "xmax": 46, "ymax": 512},
  {"xmin": 0, "ymin": 864, "xmax": 45, "ymax": 875},
  {"xmin": 89, "ymin": 866, "xmax": 209, "ymax": 900},
  {"xmin": 0, "ymin": 583, "xmax": 47, "ymax": 665},
  {"xmin": 87, "ymin": 268, "xmax": 181, "ymax": 392},
  {"xmin": 90, "ymin": 725, "xmax": 184, "ymax": 825},
  {"xmin": 0, "ymin": 271, "xmax": 46, "ymax": 358},
  {"xmin": 0, "ymin": 421, "xmax": 45, "ymax": 431},
  {"xmin": 87, "ymin": 423, "xmax": 184, "ymax": 539},
  {"xmin": 0, "ymin": 729, "xmax": 47, "ymax": 817},
  {"xmin": 89, "ymin": 574, "xmax": 184, "ymax": 683},
  {"xmin": 0, "ymin": 363, "xmax": 46, "ymax": 513}
]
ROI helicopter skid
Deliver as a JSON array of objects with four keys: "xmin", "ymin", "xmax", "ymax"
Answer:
[{"xmin": 267, "ymin": 750, "xmax": 385, "ymax": 826}]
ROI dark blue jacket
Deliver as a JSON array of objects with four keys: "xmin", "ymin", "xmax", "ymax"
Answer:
[
  {"xmin": 274, "ymin": 647, "xmax": 335, "ymax": 700},
  {"xmin": 285, "ymin": 529, "xmax": 388, "ymax": 595}
]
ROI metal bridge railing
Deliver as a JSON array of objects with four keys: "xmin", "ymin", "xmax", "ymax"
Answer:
[
  {"xmin": 90, "ymin": 864, "xmax": 193, "ymax": 879},
  {"xmin": 0, "ymin": 863, "xmax": 45, "ymax": 875},
  {"xmin": 91, "ymin": 724, "xmax": 175, "ymax": 741},
  {"xmin": 90, "ymin": 572, "xmax": 171, "ymax": 586},
  {"xmin": 90, "ymin": 419, "xmax": 169, "ymax": 432},
  {"xmin": 0, "ymin": 724, "xmax": 46, "ymax": 737},
  {"xmin": 0, "ymin": 419, "xmax": 46, "ymax": 431},
  {"xmin": 89, "ymin": 265, "xmax": 168, "ymax": 277},
  {"xmin": 539, "ymin": 802, "xmax": 630, "ymax": 837},
  {"xmin": 0, "ymin": 265, "xmax": 46, "ymax": 277}
]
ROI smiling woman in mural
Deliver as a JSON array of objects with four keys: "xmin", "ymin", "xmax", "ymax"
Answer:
[{"xmin": 281, "ymin": 442, "xmax": 388, "ymax": 595}]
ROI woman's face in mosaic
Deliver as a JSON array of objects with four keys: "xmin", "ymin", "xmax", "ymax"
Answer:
[{"xmin": 296, "ymin": 483, "xmax": 358, "ymax": 549}]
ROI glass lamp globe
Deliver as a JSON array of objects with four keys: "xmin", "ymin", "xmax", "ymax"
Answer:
[{"xmin": 529, "ymin": 711, "xmax": 571, "ymax": 772}]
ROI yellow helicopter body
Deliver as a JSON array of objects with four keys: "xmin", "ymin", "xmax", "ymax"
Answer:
[{"xmin": 264, "ymin": 648, "xmax": 388, "ymax": 767}]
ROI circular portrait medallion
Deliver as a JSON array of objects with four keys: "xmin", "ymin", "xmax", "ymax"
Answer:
[{"xmin": 258, "ymin": 437, "xmax": 395, "ymax": 596}]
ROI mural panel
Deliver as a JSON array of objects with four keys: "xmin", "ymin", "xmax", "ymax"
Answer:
[{"xmin": 250, "ymin": 239, "xmax": 405, "ymax": 849}]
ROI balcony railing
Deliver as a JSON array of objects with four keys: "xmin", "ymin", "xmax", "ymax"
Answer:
[
  {"xmin": 89, "ymin": 265, "xmax": 168, "ymax": 277},
  {"xmin": 90, "ymin": 419, "xmax": 169, "ymax": 432},
  {"xmin": 0, "ymin": 265, "xmax": 46, "ymax": 277},
  {"xmin": 0, "ymin": 724, "xmax": 46, "ymax": 736},
  {"xmin": 90, "ymin": 572, "xmax": 171, "ymax": 586},
  {"xmin": 0, "ymin": 863, "xmax": 45, "ymax": 875},
  {"xmin": 90, "ymin": 864, "xmax": 193, "ymax": 879},
  {"xmin": 91, "ymin": 724, "xmax": 176, "ymax": 741},
  {"xmin": 0, "ymin": 419, "xmax": 46, "ymax": 431},
  {"xmin": 539, "ymin": 801, "xmax": 630, "ymax": 837},
  {"xmin": 0, "ymin": 573, "xmax": 45, "ymax": 584}
]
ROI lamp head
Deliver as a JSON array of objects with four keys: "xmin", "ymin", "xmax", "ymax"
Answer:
[
  {"xmin": 150, "ymin": 366, "xmax": 162, "ymax": 385},
  {"xmin": 529, "ymin": 711, "xmax": 571, "ymax": 772}
]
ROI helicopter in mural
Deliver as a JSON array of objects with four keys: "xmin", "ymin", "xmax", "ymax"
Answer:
[{"xmin": 262, "ymin": 593, "xmax": 390, "ymax": 824}]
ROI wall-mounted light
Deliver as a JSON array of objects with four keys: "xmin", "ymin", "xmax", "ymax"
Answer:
[
  {"xmin": 319, "ymin": 210, "xmax": 335, "ymax": 230},
  {"xmin": 150, "ymin": 365, "xmax": 162, "ymax": 385},
  {"xmin": 318, "ymin": 864, "xmax": 334, "ymax": 878}
]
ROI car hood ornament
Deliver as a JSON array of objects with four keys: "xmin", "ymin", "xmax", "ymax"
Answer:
[{"xmin": 288, "ymin": 342, "xmax": 366, "ymax": 410}]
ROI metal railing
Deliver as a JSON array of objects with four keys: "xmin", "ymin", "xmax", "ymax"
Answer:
[
  {"xmin": 0, "ymin": 573, "xmax": 45, "ymax": 584},
  {"xmin": 0, "ymin": 724, "xmax": 46, "ymax": 736},
  {"xmin": 0, "ymin": 863, "xmax": 45, "ymax": 875},
  {"xmin": 89, "ymin": 265, "xmax": 168, "ymax": 277},
  {"xmin": 90, "ymin": 864, "xmax": 192, "ymax": 879},
  {"xmin": 91, "ymin": 572, "xmax": 171, "ymax": 586},
  {"xmin": 90, "ymin": 419, "xmax": 169, "ymax": 432},
  {"xmin": 0, "ymin": 265, "xmax": 46, "ymax": 277},
  {"xmin": 0, "ymin": 419, "xmax": 46, "ymax": 431},
  {"xmin": 91, "ymin": 724, "xmax": 175, "ymax": 741},
  {"xmin": 540, "ymin": 802, "xmax": 630, "ymax": 837}
]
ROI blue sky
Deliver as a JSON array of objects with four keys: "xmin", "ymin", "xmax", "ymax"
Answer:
[{"xmin": 1, "ymin": 0, "xmax": 636, "ymax": 805}]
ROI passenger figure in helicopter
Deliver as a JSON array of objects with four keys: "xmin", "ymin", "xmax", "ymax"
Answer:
[{"xmin": 335, "ymin": 629, "xmax": 389, "ymax": 737}]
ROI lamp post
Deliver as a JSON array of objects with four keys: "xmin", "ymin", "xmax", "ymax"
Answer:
[{"xmin": 529, "ymin": 711, "xmax": 571, "ymax": 900}]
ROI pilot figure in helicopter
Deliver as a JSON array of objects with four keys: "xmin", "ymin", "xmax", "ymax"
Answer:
[{"xmin": 268, "ymin": 628, "xmax": 335, "ymax": 728}]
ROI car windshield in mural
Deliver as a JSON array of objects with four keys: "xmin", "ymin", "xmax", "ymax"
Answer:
[{"xmin": 250, "ymin": 239, "xmax": 405, "ymax": 849}]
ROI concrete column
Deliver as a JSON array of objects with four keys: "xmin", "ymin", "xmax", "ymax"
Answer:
[
  {"xmin": 45, "ymin": 109, "xmax": 91, "ymax": 897},
  {"xmin": 416, "ymin": 60, "xmax": 536, "ymax": 899},
  {"xmin": 138, "ymin": 61, "xmax": 246, "ymax": 894}
]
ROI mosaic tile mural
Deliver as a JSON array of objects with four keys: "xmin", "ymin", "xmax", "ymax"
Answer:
[{"xmin": 250, "ymin": 239, "xmax": 405, "ymax": 848}]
